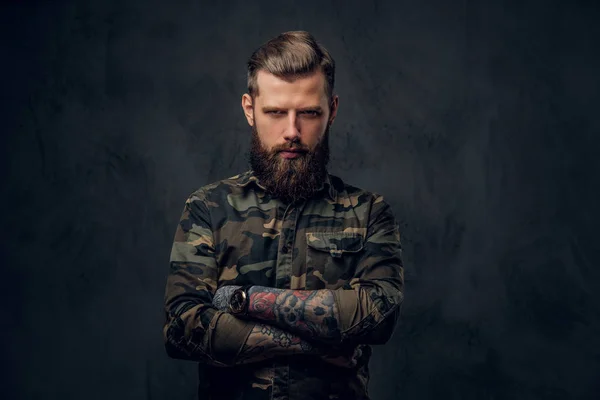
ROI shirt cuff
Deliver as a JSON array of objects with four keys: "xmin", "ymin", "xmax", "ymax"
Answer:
[
  {"xmin": 334, "ymin": 288, "xmax": 361, "ymax": 333},
  {"xmin": 210, "ymin": 311, "xmax": 255, "ymax": 365}
]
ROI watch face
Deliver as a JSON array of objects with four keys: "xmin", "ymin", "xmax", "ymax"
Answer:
[{"xmin": 231, "ymin": 291, "xmax": 244, "ymax": 312}]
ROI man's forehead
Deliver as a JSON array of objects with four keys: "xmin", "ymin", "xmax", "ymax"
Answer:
[{"xmin": 254, "ymin": 69, "xmax": 327, "ymax": 104}]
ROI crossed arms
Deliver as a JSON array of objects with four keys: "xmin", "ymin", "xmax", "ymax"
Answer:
[{"xmin": 163, "ymin": 190, "xmax": 404, "ymax": 368}]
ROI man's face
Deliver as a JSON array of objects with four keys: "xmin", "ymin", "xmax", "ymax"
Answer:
[
  {"xmin": 242, "ymin": 69, "xmax": 339, "ymax": 202},
  {"xmin": 246, "ymin": 69, "xmax": 336, "ymax": 153}
]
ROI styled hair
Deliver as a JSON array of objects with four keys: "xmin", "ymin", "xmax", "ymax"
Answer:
[{"xmin": 247, "ymin": 31, "xmax": 335, "ymax": 102}]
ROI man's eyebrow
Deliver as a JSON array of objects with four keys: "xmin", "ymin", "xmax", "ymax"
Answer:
[
  {"xmin": 261, "ymin": 106, "xmax": 323, "ymax": 112},
  {"xmin": 297, "ymin": 106, "xmax": 323, "ymax": 112},
  {"xmin": 261, "ymin": 106, "xmax": 284, "ymax": 112}
]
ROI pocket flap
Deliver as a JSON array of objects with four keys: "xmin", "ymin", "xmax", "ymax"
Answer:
[{"xmin": 306, "ymin": 232, "xmax": 364, "ymax": 258}]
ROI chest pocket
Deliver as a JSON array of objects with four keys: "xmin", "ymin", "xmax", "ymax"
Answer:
[{"xmin": 305, "ymin": 232, "xmax": 364, "ymax": 290}]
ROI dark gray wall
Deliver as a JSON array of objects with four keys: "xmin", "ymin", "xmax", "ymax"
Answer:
[{"xmin": 2, "ymin": 0, "xmax": 599, "ymax": 399}]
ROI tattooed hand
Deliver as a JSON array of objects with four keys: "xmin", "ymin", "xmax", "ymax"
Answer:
[{"xmin": 212, "ymin": 285, "xmax": 241, "ymax": 311}]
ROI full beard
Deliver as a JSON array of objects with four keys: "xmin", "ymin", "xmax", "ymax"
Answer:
[{"xmin": 249, "ymin": 125, "xmax": 330, "ymax": 204}]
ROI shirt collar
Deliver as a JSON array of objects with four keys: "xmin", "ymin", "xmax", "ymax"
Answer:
[{"xmin": 236, "ymin": 169, "xmax": 337, "ymax": 201}]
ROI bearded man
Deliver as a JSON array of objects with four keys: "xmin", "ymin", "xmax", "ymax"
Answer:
[{"xmin": 163, "ymin": 30, "xmax": 404, "ymax": 400}]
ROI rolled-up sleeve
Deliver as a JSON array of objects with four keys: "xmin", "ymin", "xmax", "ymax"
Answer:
[
  {"xmin": 163, "ymin": 190, "xmax": 253, "ymax": 365},
  {"xmin": 334, "ymin": 195, "xmax": 404, "ymax": 345}
]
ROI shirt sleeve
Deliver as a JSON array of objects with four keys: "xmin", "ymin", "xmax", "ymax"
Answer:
[
  {"xmin": 162, "ymin": 190, "xmax": 254, "ymax": 365},
  {"xmin": 333, "ymin": 194, "xmax": 405, "ymax": 345}
]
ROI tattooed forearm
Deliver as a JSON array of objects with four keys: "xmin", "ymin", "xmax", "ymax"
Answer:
[
  {"xmin": 235, "ymin": 323, "xmax": 319, "ymax": 365},
  {"xmin": 246, "ymin": 286, "xmax": 341, "ymax": 341}
]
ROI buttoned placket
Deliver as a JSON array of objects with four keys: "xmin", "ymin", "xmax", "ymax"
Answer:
[
  {"xmin": 274, "ymin": 201, "xmax": 305, "ymax": 289},
  {"xmin": 272, "ymin": 200, "xmax": 306, "ymax": 400}
]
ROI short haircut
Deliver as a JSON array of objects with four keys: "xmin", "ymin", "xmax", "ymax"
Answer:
[{"xmin": 247, "ymin": 31, "xmax": 336, "ymax": 102}]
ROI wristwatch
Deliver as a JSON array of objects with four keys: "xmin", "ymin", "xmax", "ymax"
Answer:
[{"xmin": 229, "ymin": 285, "xmax": 252, "ymax": 315}]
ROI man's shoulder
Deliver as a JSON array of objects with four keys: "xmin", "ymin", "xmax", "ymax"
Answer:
[
  {"xmin": 329, "ymin": 173, "xmax": 385, "ymax": 206},
  {"xmin": 188, "ymin": 170, "xmax": 253, "ymax": 198}
]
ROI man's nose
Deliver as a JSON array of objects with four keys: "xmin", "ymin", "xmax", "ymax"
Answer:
[{"xmin": 282, "ymin": 113, "xmax": 301, "ymax": 142}]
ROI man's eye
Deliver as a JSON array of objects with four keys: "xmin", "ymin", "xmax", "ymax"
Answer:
[{"xmin": 302, "ymin": 111, "xmax": 320, "ymax": 117}]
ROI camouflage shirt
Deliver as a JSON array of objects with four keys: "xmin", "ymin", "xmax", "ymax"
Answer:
[{"xmin": 163, "ymin": 170, "xmax": 404, "ymax": 400}]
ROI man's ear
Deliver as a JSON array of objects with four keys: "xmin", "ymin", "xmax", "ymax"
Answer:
[
  {"xmin": 241, "ymin": 94, "xmax": 255, "ymax": 126},
  {"xmin": 329, "ymin": 95, "xmax": 339, "ymax": 125}
]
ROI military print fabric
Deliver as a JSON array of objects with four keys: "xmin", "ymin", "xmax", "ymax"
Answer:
[{"xmin": 163, "ymin": 170, "xmax": 404, "ymax": 400}]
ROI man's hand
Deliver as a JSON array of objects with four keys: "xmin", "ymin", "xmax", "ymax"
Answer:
[{"xmin": 212, "ymin": 285, "xmax": 241, "ymax": 311}]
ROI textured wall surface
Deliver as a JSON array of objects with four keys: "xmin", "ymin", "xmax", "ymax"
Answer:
[{"xmin": 2, "ymin": 0, "xmax": 599, "ymax": 399}]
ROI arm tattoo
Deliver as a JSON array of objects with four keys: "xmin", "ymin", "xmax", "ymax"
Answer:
[{"xmin": 246, "ymin": 286, "xmax": 341, "ymax": 341}]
